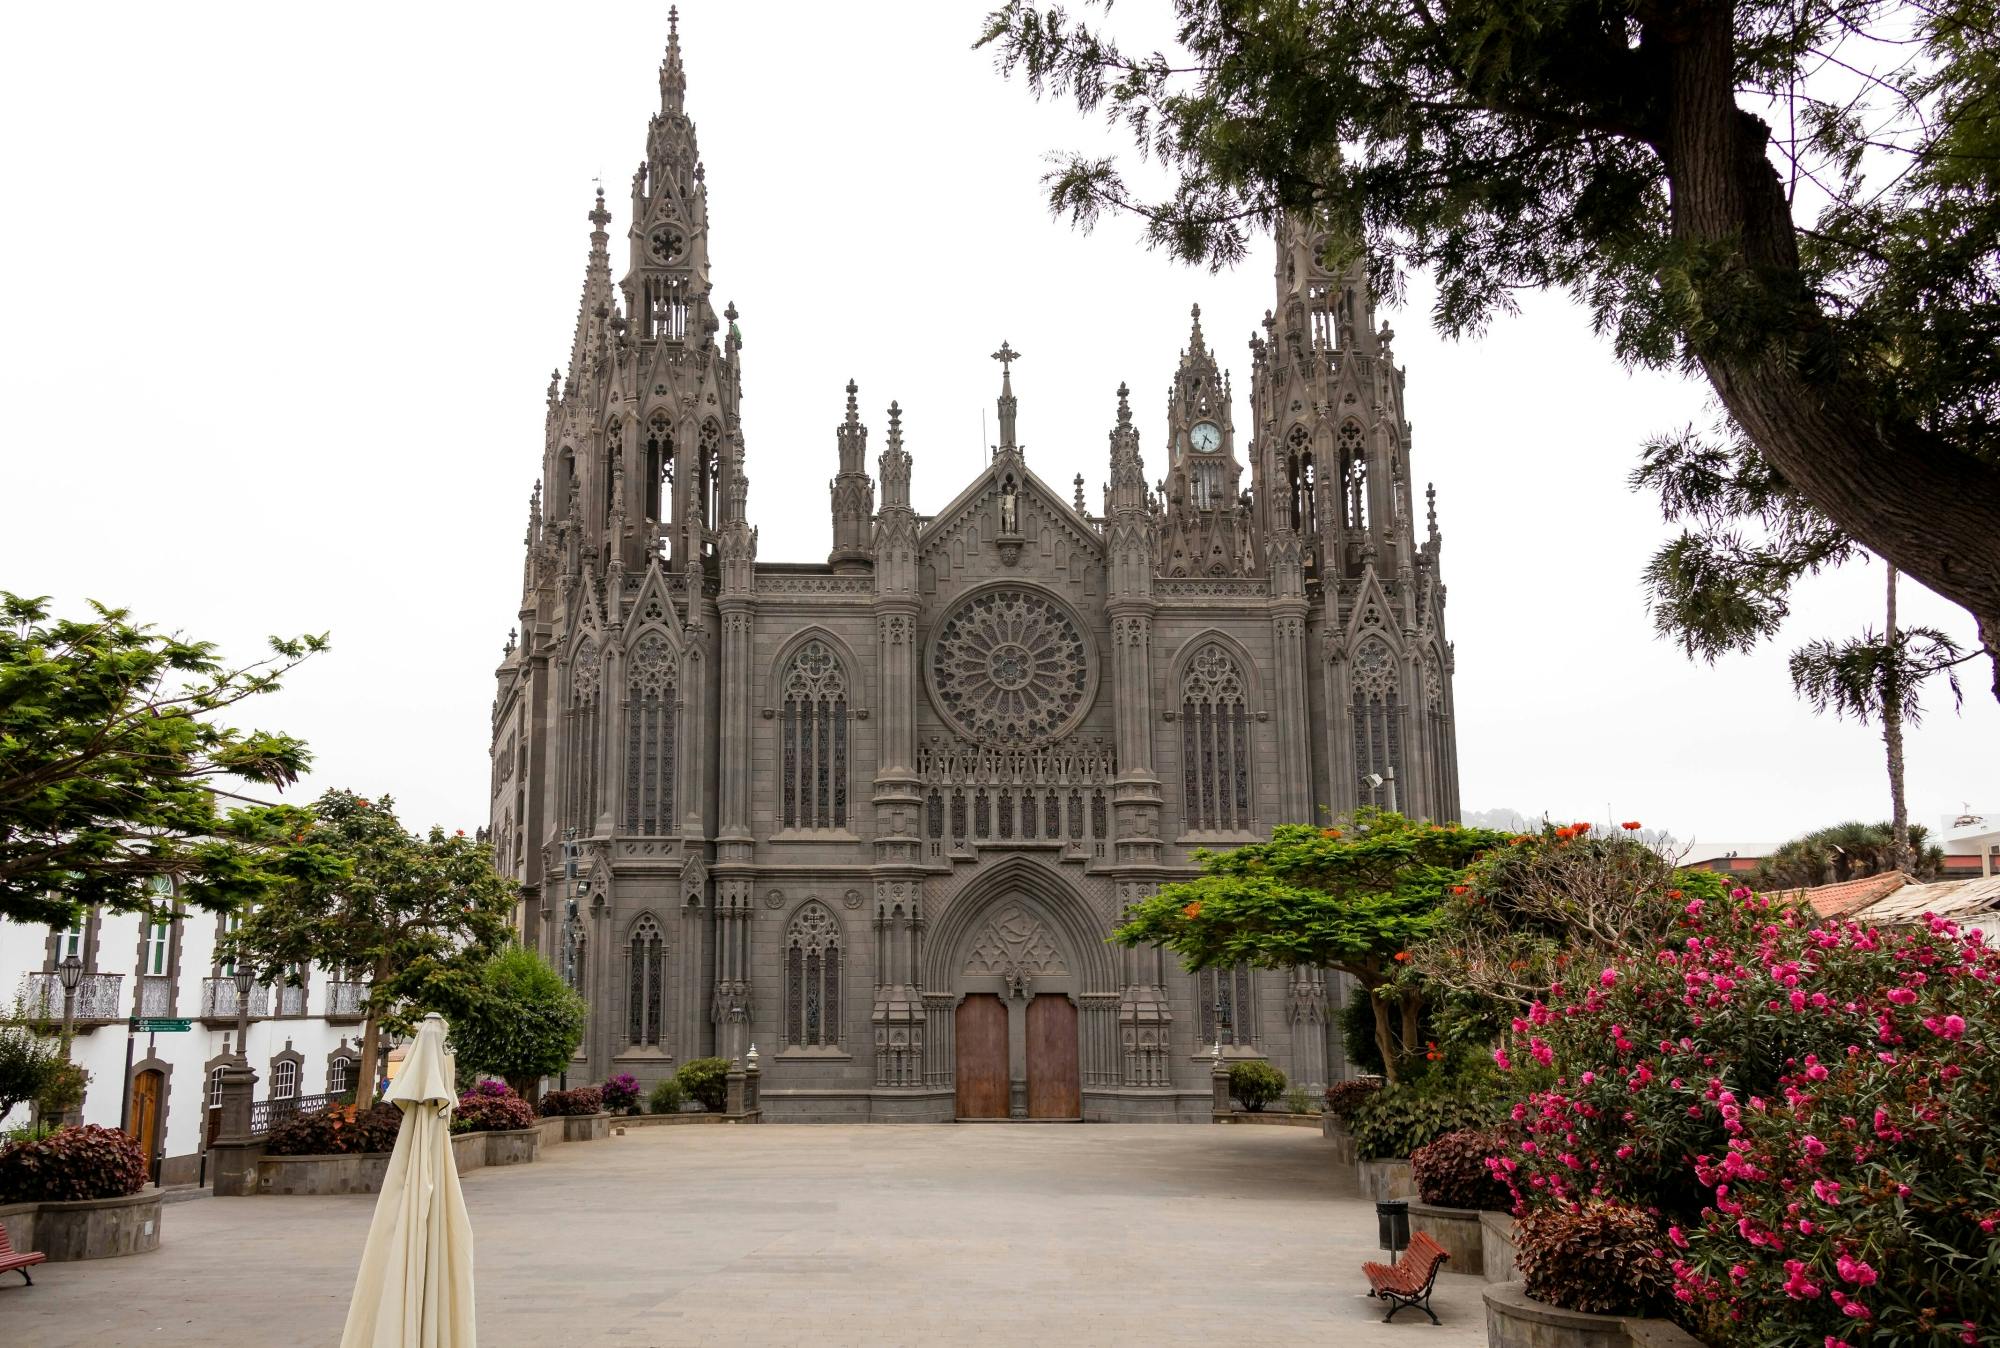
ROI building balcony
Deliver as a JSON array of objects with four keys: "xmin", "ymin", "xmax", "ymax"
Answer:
[
  {"xmin": 199, "ymin": 978, "xmax": 271, "ymax": 1025},
  {"xmin": 16, "ymin": 972, "xmax": 126, "ymax": 1027},
  {"xmin": 325, "ymin": 981, "xmax": 367, "ymax": 1022},
  {"xmin": 275, "ymin": 983, "xmax": 307, "ymax": 1017}
]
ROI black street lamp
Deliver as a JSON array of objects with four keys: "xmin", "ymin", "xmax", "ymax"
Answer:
[
  {"xmin": 55, "ymin": 953, "xmax": 84, "ymax": 1061},
  {"xmin": 233, "ymin": 965, "xmax": 255, "ymax": 1066}
]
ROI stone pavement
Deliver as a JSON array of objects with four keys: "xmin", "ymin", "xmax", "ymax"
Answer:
[{"xmin": 1, "ymin": 1124, "xmax": 1487, "ymax": 1346}]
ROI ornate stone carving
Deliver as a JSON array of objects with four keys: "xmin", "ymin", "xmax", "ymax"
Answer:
[
  {"xmin": 1352, "ymin": 639, "xmax": 1397, "ymax": 700},
  {"xmin": 929, "ymin": 587, "xmax": 1094, "ymax": 745},
  {"xmin": 963, "ymin": 904, "xmax": 1067, "ymax": 977}
]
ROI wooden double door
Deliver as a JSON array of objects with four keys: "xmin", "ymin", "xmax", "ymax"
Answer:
[{"xmin": 954, "ymin": 993, "xmax": 1080, "ymax": 1120}]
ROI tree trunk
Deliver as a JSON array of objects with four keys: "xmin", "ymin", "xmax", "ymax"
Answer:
[
  {"xmin": 1369, "ymin": 991, "xmax": 1401, "ymax": 1085},
  {"xmin": 354, "ymin": 958, "xmax": 389, "ymax": 1102},
  {"xmin": 1883, "ymin": 565, "xmax": 1911, "ymax": 874},
  {"xmin": 1651, "ymin": 4, "xmax": 2000, "ymax": 703}
]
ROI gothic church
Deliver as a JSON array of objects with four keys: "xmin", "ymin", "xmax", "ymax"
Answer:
[{"xmin": 490, "ymin": 16, "xmax": 1462, "ymax": 1121}]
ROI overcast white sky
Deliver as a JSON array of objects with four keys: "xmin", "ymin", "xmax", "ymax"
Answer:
[{"xmin": 2, "ymin": 2, "xmax": 1990, "ymax": 852}]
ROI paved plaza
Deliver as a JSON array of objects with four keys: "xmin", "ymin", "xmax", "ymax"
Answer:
[{"xmin": 2, "ymin": 1124, "xmax": 1487, "ymax": 1346}]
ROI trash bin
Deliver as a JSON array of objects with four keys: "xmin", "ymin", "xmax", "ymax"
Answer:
[{"xmin": 1376, "ymin": 1198, "xmax": 1409, "ymax": 1253}]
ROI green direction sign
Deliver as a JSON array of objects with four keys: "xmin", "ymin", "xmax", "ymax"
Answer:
[{"xmin": 133, "ymin": 1018, "xmax": 192, "ymax": 1033}]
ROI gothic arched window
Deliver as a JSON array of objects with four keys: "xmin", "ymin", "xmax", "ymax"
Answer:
[
  {"xmin": 1181, "ymin": 645, "xmax": 1250, "ymax": 832},
  {"xmin": 1339, "ymin": 422, "xmax": 1368, "ymax": 531},
  {"xmin": 699, "ymin": 419, "xmax": 722, "ymax": 536},
  {"xmin": 603, "ymin": 421, "xmax": 621, "ymax": 520},
  {"xmin": 1351, "ymin": 639, "xmax": 1405, "ymax": 809},
  {"xmin": 1423, "ymin": 652, "xmax": 1456, "ymax": 821},
  {"xmin": 780, "ymin": 642, "xmax": 849, "ymax": 830},
  {"xmin": 645, "ymin": 414, "xmax": 673, "ymax": 522},
  {"xmin": 624, "ymin": 632, "xmax": 678, "ymax": 835},
  {"xmin": 566, "ymin": 639, "xmax": 602, "ymax": 832},
  {"xmin": 1285, "ymin": 425, "xmax": 1317, "ymax": 536},
  {"xmin": 626, "ymin": 914, "xmax": 667, "ymax": 1049},
  {"xmin": 1198, "ymin": 965, "xmax": 1255, "ymax": 1048},
  {"xmin": 785, "ymin": 904, "xmax": 843, "ymax": 1049}
]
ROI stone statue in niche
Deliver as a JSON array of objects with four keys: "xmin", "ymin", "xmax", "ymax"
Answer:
[{"xmin": 998, "ymin": 480, "xmax": 1019, "ymax": 535}]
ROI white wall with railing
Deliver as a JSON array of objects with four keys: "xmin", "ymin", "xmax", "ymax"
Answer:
[{"xmin": 1, "ymin": 890, "xmax": 372, "ymax": 1171}]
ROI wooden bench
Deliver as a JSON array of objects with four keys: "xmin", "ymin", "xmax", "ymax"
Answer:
[
  {"xmin": 0, "ymin": 1222, "xmax": 47, "ymax": 1286},
  {"xmin": 1362, "ymin": 1229, "xmax": 1450, "ymax": 1323}
]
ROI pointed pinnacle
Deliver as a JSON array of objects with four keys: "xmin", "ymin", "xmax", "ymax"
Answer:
[
  {"xmin": 887, "ymin": 400, "xmax": 903, "ymax": 441},
  {"xmin": 1115, "ymin": 381, "xmax": 1132, "ymax": 427},
  {"xmin": 588, "ymin": 187, "xmax": 610, "ymax": 233},
  {"xmin": 844, "ymin": 379, "xmax": 860, "ymax": 423}
]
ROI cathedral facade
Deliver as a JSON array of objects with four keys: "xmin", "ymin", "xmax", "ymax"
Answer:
[{"xmin": 489, "ymin": 19, "xmax": 1462, "ymax": 1121}]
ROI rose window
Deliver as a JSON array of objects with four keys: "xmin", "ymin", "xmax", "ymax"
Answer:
[{"xmin": 930, "ymin": 587, "xmax": 1093, "ymax": 744}]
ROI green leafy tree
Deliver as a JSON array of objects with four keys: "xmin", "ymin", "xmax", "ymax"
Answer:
[
  {"xmin": 445, "ymin": 945, "xmax": 587, "ymax": 1103},
  {"xmin": 0, "ymin": 1019, "xmax": 65, "ymax": 1122},
  {"xmin": 1751, "ymin": 819, "xmax": 1945, "ymax": 889},
  {"xmin": 0, "ymin": 592, "xmax": 328, "ymax": 925},
  {"xmin": 980, "ymin": 0, "xmax": 2000, "ymax": 699},
  {"xmin": 1112, "ymin": 812, "xmax": 1505, "ymax": 1081},
  {"xmin": 227, "ymin": 790, "xmax": 517, "ymax": 1097}
]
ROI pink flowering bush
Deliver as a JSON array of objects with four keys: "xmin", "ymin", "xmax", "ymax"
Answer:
[{"xmin": 1491, "ymin": 888, "xmax": 2000, "ymax": 1345}]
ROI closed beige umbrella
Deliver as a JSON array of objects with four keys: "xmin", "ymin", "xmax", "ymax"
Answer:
[{"xmin": 340, "ymin": 1012, "xmax": 476, "ymax": 1348}]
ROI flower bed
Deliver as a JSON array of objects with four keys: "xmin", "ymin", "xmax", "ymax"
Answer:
[{"xmin": 1490, "ymin": 888, "xmax": 2000, "ymax": 1343}]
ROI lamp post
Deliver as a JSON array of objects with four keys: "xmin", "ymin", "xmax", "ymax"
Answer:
[
  {"xmin": 55, "ymin": 953, "xmax": 84, "ymax": 1061},
  {"xmin": 233, "ymin": 966, "xmax": 254, "ymax": 1066}
]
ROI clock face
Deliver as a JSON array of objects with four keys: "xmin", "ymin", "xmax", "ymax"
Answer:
[{"xmin": 1190, "ymin": 421, "xmax": 1222, "ymax": 453}]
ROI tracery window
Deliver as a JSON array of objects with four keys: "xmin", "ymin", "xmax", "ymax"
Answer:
[
  {"xmin": 1351, "ymin": 639, "xmax": 1405, "ymax": 808},
  {"xmin": 699, "ymin": 419, "xmax": 722, "ymax": 536},
  {"xmin": 566, "ymin": 639, "xmax": 602, "ymax": 831},
  {"xmin": 626, "ymin": 914, "xmax": 667, "ymax": 1049},
  {"xmin": 784, "ymin": 904, "xmax": 843, "ymax": 1049},
  {"xmin": 1423, "ymin": 653, "xmax": 1457, "ymax": 822},
  {"xmin": 1339, "ymin": 422, "xmax": 1368, "ymax": 531},
  {"xmin": 1286, "ymin": 425, "xmax": 1318, "ymax": 536},
  {"xmin": 624, "ymin": 632, "xmax": 678, "ymax": 835},
  {"xmin": 779, "ymin": 642, "xmax": 849, "ymax": 830},
  {"xmin": 1198, "ymin": 965, "xmax": 1256, "ymax": 1048},
  {"xmin": 1181, "ymin": 645, "xmax": 1251, "ymax": 832},
  {"xmin": 926, "ymin": 789, "xmax": 944, "ymax": 840},
  {"xmin": 645, "ymin": 414, "xmax": 673, "ymax": 522}
]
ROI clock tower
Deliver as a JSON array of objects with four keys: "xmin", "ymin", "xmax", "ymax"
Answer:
[{"xmin": 1158, "ymin": 304, "xmax": 1254, "ymax": 577}]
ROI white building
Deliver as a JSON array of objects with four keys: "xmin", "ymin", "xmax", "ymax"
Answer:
[{"xmin": 2, "ymin": 878, "xmax": 368, "ymax": 1186}]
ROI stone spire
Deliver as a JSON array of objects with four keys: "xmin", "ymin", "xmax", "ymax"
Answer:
[
  {"xmin": 879, "ymin": 401, "xmax": 912, "ymax": 512},
  {"xmin": 991, "ymin": 341, "xmax": 1022, "ymax": 455},
  {"xmin": 829, "ymin": 379, "xmax": 874, "ymax": 571},
  {"xmin": 566, "ymin": 188, "xmax": 617, "ymax": 385},
  {"xmin": 659, "ymin": 6, "xmax": 686, "ymax": 115}
]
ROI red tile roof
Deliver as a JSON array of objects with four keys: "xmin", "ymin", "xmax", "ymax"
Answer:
[{"xmin": 1758, "ymin": 871, "xmax": 1913, "ymax": 919}]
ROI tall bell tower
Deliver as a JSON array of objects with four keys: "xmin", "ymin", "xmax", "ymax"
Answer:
[{"xmin": 1157, "ymin": 305, "xmax": 1255, "ymax": 578}]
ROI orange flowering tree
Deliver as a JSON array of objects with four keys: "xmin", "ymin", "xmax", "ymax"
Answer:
[
  {"xmin": 1113, "ymin": 811, "xmax": 1507, "ymax": 1082},
  {"xmin": 1412, "ymin": 821, "xmax": 1729, "ymax": 1016}
]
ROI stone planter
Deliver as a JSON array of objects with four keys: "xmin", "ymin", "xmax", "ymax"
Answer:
[
  {"xmin": 1217, "ymin": 1110, "xmax": 1322, "ymax": 1127},
  {"xmin": 258, "ymin": 1151, "xmax": 394, "ymax": 1196},
  {"xmin": 1482, "ymin": 1210, "xmax": 1520, "ymax": 1283},
  {"xmin": 1357, "ymin": 1156, "xmax": 1414, "ymax": 1199},
  {"xmin": 560, "ymin": 1112, "xmax": 610, "ymax": 1142},
  {"xmin": 1408, "ymin": 1201, "xmax": 1488, "ymax": 1271},
  {"xmin": 481, "ymin": 1126, "xmax": 541, "ymax": 1167},
  {"xmin": 1322, "ymin": 1115, "xmax": 1357, "ymax": 1166},
  {"xmin": 1484, "ymin": 1282, "xmax": 1704, "ymax": 1348},
  {"xmin": 28, "ymin": 1188, "xmax": 163, "ymax": 1261}
]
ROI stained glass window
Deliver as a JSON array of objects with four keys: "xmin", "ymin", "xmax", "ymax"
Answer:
[
  {"xmin": 785, "ymin": 904, "xmax": 842, "ymax": 1049},
  {"xmin": 625, "ymin": 632, "xmax": 677, "ymax": 835},
  {"xmin": 626, "ymin": 914, "xmax": 666, "ymax": 1048},
  {"xmin": 780, "ymin": 642, "xmax": 849, "ymax": 830},
  {"xmin": 1181, "ymin": 645, "xmax": 1251, "ymax": 831}
]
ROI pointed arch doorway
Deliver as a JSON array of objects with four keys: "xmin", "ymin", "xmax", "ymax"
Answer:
[{"xmin": 948, "ymin": 896, "xmax": 1084, "ymax": 1121}]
